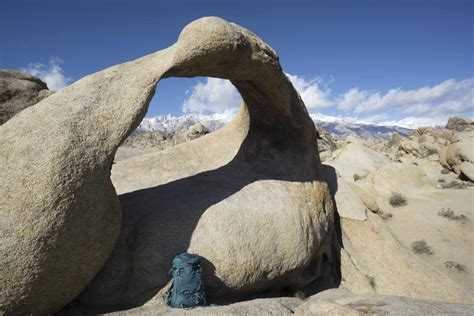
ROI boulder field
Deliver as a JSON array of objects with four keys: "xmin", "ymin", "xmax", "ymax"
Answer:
[{"xmin": 0, "ymin": 17, "xmax": 336, "ymax": 314}]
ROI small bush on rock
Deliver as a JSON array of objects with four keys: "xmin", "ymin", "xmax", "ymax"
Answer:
[
  {"xmin": 365, "ymin": 275, "xmax": 376, "ymax": 289},
  {"xmin": 378, "ymin": 210, "xmax": 393, "ymax": 220},
  {"xmin": 425, "ymin": 148, "xmax": 438, "ymax": 156},
  {"xmin": 353, "ymin": 173, "xmax": 362, "ymax": 181},
  {"xmin": 389, "ymin": 193, "xmax": 407, "ymax": 207},
  {"xmin": 441, "ymin": 168, "xmax": 451, "ymax": 174},
  {"xmin": 438, "ymin": 178, "xmax": 445, "ymax": 183},
  {"xmin": 294, "ymin": 290, "xmax": 306, "ymax": 300},
  {"xmin": 438, "ymin": 208, "xmax": 467, "ymax": 221},
  {"xmin": 440, "ymin": 180, "xmax": 466, "ymax": 189},
  {"xmin": 411, "ymin": 240, "xmax": 434, "ymax": 255},
  {"xmin": 444, "ymin": 261, "xmax": 467, "ymax": 273}
]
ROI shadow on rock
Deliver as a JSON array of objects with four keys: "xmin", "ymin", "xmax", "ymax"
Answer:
[
  {"xmin": 300, "ymin": 164, "xmax": 343, "ymax": 297},
  {"xmin": 72, "ymin": 126, "xmax": 337, "ymax": 313}
]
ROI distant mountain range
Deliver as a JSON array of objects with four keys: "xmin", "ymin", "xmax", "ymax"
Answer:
[
  {"xmin": 137, "ymin": 112, "xmax": 233, "ymax": 134},
  {"xmin": 309, "ymin": 113, "xmax": 411, "ymax": 139},
  {"xmin": 137, "ymin": 112, "xmax": 411, "ymax": 139}
]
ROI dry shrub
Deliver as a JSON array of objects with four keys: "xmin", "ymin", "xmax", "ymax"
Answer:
[
  {"xmin": 441, "ymin": 168, "xmax": 451, "ymax": 175},
  {"xmin": 411, "ymin": 240, "xmax": 434, "ymax": 255},
  {"xmin": 444, "ymin": 261, "xmax": 467, "ymax": 273},
  {"xmin": 438, "ymin": 208, "xmax": 467, "ymax": 221},
  {"xmin": 389, "ymin": 193, "xmax": 407, "ymax": 207}
]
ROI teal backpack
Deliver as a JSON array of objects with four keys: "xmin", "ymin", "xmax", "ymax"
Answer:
[{"xmin": 164, "ymin": 253, "xmax": 207, "ymax": 308}]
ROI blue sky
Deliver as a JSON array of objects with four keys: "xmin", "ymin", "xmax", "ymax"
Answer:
[{"xmin": 1, "ymin": 0, "xmax": 472, "ymax": 127}]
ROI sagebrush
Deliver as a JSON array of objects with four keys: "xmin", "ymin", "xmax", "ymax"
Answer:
[
  {"xmin": 441, "ymin": 168, "xmax": 451, "ymax": 175},
  {"xmin": 438, "ymin": 208, "xmax": 467, "ymax": 221},
  {"xmin": 378, "ymin": 210, "xmax": 393, "ymax": 220},
  {"xmin": 389, "ymin": 193, "xmax": 407, "ymax": 207},
  {"xmin": 439, "ymin": 180, "xmax": 466, "ymax": 189},
  {"xmin": 411, "ymin": 240, "xmax": 434, "ymax": 255},
  {"xmin": 444, "ymin": 261, "xmax": 467, "ymax": 273}
]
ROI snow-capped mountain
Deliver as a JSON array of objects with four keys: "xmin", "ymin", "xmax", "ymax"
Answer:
[
  {"xmin": 137, "ymin": 112, "xmax": 235, "ymax": 133},
  {"xmin": 137, "ymin": 112, "xmax": 411, "ymax": 139},
  {"xmin": 309, "ymin": 113, "xmax": 411, "ymax": 139}
]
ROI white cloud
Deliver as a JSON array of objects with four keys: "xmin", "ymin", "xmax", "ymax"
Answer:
[
  {"xmin": 182, "ymin": 74, "xmax": 334, "ymax": 113},
  {"xmin": 331, "ymin": 78, "xmax": 474, "ymax": 128},
  {"xmin": 182, "ymin": 73, "xmax": 335, "ymax": 114},
  {"xmin": 286, "ymin": 73, "xmax": 333, "ymax": 109},
  {"xmin": 360, "ymin": 113, "xmax": 388, "ymax": 123},
  {"xmin": 21, "ymin": 58, "xmax": 71, "ymax": 91},
  {"xmin": 377, "ymin": 116, "xmax": 448, "ymax": 129},
  {"xmin": 182, "ymin": 78, "xmax": 241, "ymax": 113},
  {"xmin": 181, "ymin": 74, "xmax": 473, "ymax": 129},
  {"xmin": 353, "ymin": 78, "xmax": 474, "ymax": 115},
  {"xmin": 403, "ymin": 104, "xmax": 432, "ymax": 115},
  {"xmin": 337, "ymin": 88, "xmax": 368, "ymax": 111}
]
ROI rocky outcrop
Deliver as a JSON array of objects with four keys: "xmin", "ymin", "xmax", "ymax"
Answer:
[
  {"xmin": 439, "ymin": 131, "xmax": 474, "ymax": 181},
  {"xmin": 174, "ymin": 123, "xmax": 209, "ymax": 145},
  {"xmin": 0, "ymin": 69, "xmax": 53, "ymax": 124},
  {"xmin": 0, "ymin": 17, "xmax": 335, "ymax": 314},
  {"xmin": 315, "ymin": 124, "xmax": 339, "ymax": 161},
  {"xmin": 322, "ymin": 161, "xmax": 471, "ymax": 305},
  {"xmin": 445, "ymin": 116, "xmax": 474, "ymax": 132},
  {"xmin": 312, "ymin": 124, "xmax": 474, "ymax": 304},
  {"xmin": 121, "ymin": 131, "xmax": 175, "ymax": 150},
  {"xmin": 327, "ymin": 136, "xmax": 391, "ymax": 182},
  {"xmin": 385, "ymin": 128, "xmax": 454, "ymax": 159},
  {"xmin": 73, "ymin": 288, "xmax": 473, "ymax": 315},
  {"xmin": 339, "ymin": 212, "xmax": 469, "ymax": 303},
  {"xmin": 64, "ymin": 288, "xmax": 474, "ymax": 315},
  {"xmin": 74, "ymin": 18, "xmax": 336, "ymax": 313},
  {"xmin": 122, "ymin": 123, "xmax": 209, "ymax": 150},
  {"xmin": 294, "ymin": 288, "xmax": 474, "ymax": 315},
  {"xmin": 99, "ymin": 296, "xmax": 303, "ymax": 315}
]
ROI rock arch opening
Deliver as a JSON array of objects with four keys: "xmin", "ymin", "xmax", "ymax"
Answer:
[{"xmin": 115, "ymin": 77, "xmax": 242, "ymax": 164}]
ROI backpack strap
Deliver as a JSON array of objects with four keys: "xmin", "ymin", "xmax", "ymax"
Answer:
[{"xmin": 163, "ymin": 280, "xmax": 174, "ymax": 307}]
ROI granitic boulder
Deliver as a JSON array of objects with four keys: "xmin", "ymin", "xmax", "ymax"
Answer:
[
  {"xmin": 315, "ymin": 124, "xmax": 339, "ymax": 161},
  {"xmin": 98, "ymin": 296, "xmax": 304, "ymax": 315},
  {"xmin": 326, "ymin": 136, "xmax": 390, "ymax": 181},
  {"xmin": 0, "ymin": 69, "xmax": 54, "ymax": 124},
  {"xmin": 439, "ymin": 131, "xmax": 474, "ymax": 181},
  {"xmin": 445, "ymin": 116, "xmax": 474, "ymax": 132},
  {"xmin": 121, "ymin": 130, "xmax": 174, "ymax": 150},
  {"xmin": 294, "ymin": 288, "xmax": 474, "ymax": 316},
  {"xmin": 174, "ymin": 123, "xmax": 209, "ymax": 145},
  {"xmin": 338, "ymin": 212, "xmax": 470, "ymax": 304},
  {"xmin": 1, "ymin": 17, "xmax": 336, "ymax": 314},
  {"xmin": 386, "ymin": 127, "xmax": 454, "ymax": 159},
  {"xmin": 64, "ymin": 288, "xmax": 474, "ymax": 315},
  {"xmin": 324, "ymin": 140, "xmax": 472, "ymax": 304},
  {"xmin": 75, "ymin": 17, "xmax": 336, "ymax": 313}
]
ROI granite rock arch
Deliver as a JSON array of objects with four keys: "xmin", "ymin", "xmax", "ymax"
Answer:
[{"xmin": 0, "ymin": 17, "xmax": 336, "ymax": 314}]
